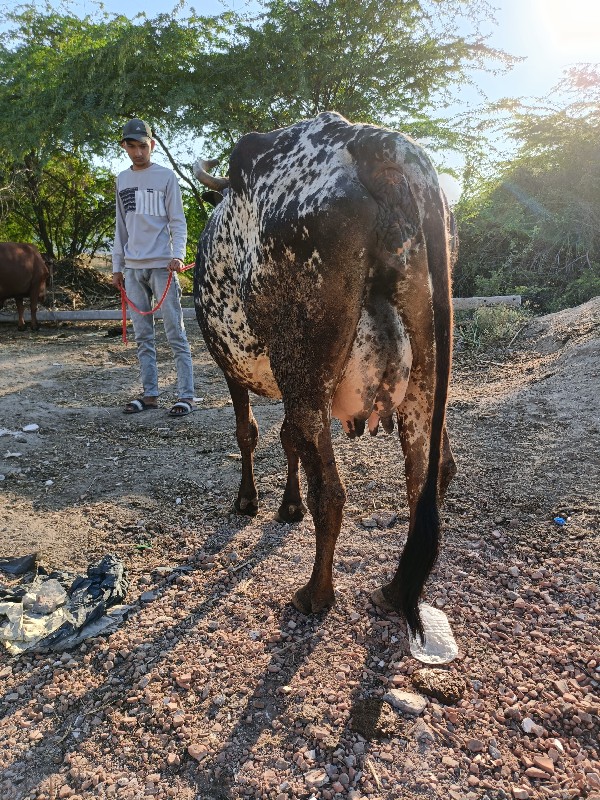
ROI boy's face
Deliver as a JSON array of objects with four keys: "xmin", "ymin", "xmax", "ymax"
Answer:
[{"xmin": 121, "ymin": 137, "xmax": 155, "ymax": 170}]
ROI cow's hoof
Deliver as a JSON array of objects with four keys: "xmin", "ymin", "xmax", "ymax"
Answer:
[
  {"xmin": 275, "ymin": 502, "xmax": 307, "ymax": 524},
  {"xmin": 234, "ymin": 496, "xmax": 259, "ymax": 516},
  {"xmin": 291, "ymin": 584, "xmax": 335, "ymax": 615},
  {"xmin": 371, "ymin": 587, "xmax": 397, "ymax": 612},
  {"xmin": 17, "ymin": 324, "xmax": 26, "ymax": 332}
]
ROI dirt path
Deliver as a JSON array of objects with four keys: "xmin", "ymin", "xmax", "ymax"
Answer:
[{"xmin": 0, "ymin": 299, "xmax": 598, "ymax": 800}]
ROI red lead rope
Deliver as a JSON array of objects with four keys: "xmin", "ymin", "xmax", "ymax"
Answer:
[{"xmin": 120, "ymin": 263, "xmax": 195, "ymax": 344}]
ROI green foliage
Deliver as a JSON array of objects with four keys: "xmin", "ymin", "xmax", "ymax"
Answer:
[
  {"xmin": 182, "ymin": 188, "xmax": 209, "ymax": 267},
  {"xmin": 195, "ymin": 0, "xmax": 512, "ymax": 152},
  {"xmin": 455, "ymin": 66, "xmax": 600, "ymax": 312},
  {"xmin": 0, "ymin": 150, "xmax": 114, "ymax": 259},
  {"xmin": 455, "ymin": 305, "xmax": 531, "ymax": 351}
]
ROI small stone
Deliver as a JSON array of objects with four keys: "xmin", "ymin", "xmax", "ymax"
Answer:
[
  {"xmin": 304, "ymin": 768, "xmax": 329, "ymax": 788},
  {"xmin": 511, "ymin": 788, "xmax": 529, "ymax": 799},
  {"xmin": 524, "ymin": 767, "xmax": 550, "ymax": 780},
  {"xmin": 412, "ymin": 719, "xmax": 435, "ymax": 743},
  {"xmin": 166, "ymin": 753, "xmax": 180, "ymax": 767},
  {"xmin": 360, "ymin": 517, "xmax": 378, "ymax": 528},
  {"xmin": 442, "ymin": 756, "xmax": 459, "ymax": 768},
  {"xmin": 466, "ymin": 738, "xmax": 485, "ymax": 753},
  {"xmin": 187, "ymin": 744, "xmax": 209, "ymax": 761},
  {"xmin": 383, "ymin": 689, "xmax": 427, "ymax": 715},
  {"xmin": 175, "ymin": 674, "xmax": 192, "ymax": 689},
  {"xmin": 521, "ymin": 717, "xmax": 544, "ymax": 736},
  {"xmin": 587, "ymin": 773, "xmax": 600, "ymax": 789},
  {"xmin": 533, "ymin": 755, "xmax": 555, "ymax": 775}
]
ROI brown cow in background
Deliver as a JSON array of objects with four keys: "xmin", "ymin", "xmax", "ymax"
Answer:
[{"xmin": 0, "ymin": 243, "xmax": 50, "ymax": 330}]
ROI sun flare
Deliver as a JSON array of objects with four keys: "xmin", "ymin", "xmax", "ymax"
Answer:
[{"xmin": 534, "ymin": 0, "xmax": 600, "ymax": 55}]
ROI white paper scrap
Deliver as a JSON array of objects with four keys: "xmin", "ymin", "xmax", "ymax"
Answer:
[{"xmin": 408, "ymin": 602, "xmax": 459, "ymax": 664}]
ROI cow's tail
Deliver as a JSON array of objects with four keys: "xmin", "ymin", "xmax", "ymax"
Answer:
[{"xmin": 398, "ymin": 187, "xmax": 453, "ymax": 642}]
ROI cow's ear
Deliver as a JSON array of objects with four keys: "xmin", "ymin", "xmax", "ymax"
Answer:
[{"xmin": 202, "ymin": 190, "xmax": 224, "ymax": 207}]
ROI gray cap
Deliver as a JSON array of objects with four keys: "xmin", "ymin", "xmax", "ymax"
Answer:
[{"xmin": 121, "ymin": 118, "xmax": 152, "ymax": 142}]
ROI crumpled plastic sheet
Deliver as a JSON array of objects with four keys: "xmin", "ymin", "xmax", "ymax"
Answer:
[
  {"xmin": 0, "ymin": 554, "xmax": 130, "ymax": 655},
  {"xmin": 408, "ymin": 602, "xmax": 459, "ymax": 664}
]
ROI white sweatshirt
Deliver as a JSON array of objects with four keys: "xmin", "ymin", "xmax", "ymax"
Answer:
[{"xmin": 112, "ymin": 163, "xmax": 187, "ymax": 272}]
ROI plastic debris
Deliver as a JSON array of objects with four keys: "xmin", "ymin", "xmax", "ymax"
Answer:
[
  {"xmin": 0, "ymin": 554, "xmax": 129, "ymax": 654},
  {"xmin": 553, "ymin": 516, "xmax": 566, "ymax": 526},
  {"xmin": 0, "ymin": 553, "xmax": 38, "ymax": 575},
  {"xmin": 408, "ymin": 602, "xmax": 459, "ymax": 664}
]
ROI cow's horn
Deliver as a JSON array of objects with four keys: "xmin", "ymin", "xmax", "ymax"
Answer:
[{"xmin": 193, "ymin": 157, "xmax": 230, "ymax": 191}]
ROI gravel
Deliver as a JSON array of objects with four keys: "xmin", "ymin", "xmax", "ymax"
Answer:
[{"xmin": 0, "ymin": 298, "xmax": 598, "ymax": 799}]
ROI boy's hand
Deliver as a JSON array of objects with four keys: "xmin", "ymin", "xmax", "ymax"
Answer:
[
  {"xmin": 112, "ymin": 272, "xmax": 124, "ymax": 290},
  {"xmin": 168, "ymin": 258, "xmax": 184, "ymax": 273}
]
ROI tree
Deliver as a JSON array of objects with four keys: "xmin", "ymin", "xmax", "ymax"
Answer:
[
  {"xmin": 191, "ymin": 0, "xmax": 514, "ymax": 154},
  {"xmin": 0, "ymin": 1, "xmax": 513, "ymax": 257},
  {"xmin": 0, "ymin": 150, "xmax": 114, "ymax": 259},
  {"xmin": 454, "ymin": 66, "xmax": 600, "ymax": 310}
]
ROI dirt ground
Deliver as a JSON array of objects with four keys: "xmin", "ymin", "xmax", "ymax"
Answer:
[{"xmin": 0, "ymin": 298, "xmax": 599, "ymax": 800}]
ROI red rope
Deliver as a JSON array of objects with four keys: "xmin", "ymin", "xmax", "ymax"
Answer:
[{"xmin": 120, "ymin": 262, "xmax": 195, "ymax": 344}]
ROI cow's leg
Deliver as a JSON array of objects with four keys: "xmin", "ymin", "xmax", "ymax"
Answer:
[
  {"xmin": 371, "ymin": 360, "xmax": 437, "ymax": 615},
  {"xmin": 286, "ymin": 410, "xmax": 346, "ymax": 614},
  {"xmin": 439, "ymin": 426, "xmax": 456, "ymax": 502},
  {"xmin": 226, "ymin": 375, "xmax": 259, "ymax": 516},
  {"xmin": 15, "ymin": 298, "xmax": 26, "ymax": 331},
  {"xmin": 276, "ymin": 418, "xmax": 307, "ymax": 523},
  {"xmin": 29, "ymin": 286, "xmax": 41, "ymax": 331},
  {"xmin": 371, "ymin": 235, "xmax": 451, "ymax": 637}
]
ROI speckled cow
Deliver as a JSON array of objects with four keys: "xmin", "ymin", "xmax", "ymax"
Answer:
[{"xmin": 193, "ymin": 112, "xmax": 455, "ymax": 639}]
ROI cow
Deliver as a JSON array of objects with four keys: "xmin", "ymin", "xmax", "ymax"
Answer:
[
  {"xmin": 0, "ymin": 243, "xmax": 50, "ymax": 330},
  {"xmin": 193, "ymin": 112, "xmax": 456, "ymax": 640}
]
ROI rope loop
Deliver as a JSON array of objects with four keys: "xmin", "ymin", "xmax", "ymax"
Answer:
[{"xmin": 120, "ymin": 262, "xmax": 195, "ymax": 344}]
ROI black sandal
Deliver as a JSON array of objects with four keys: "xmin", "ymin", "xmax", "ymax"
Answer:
[
  {"xmin": 168, "ymin": 400, "xmax": 196, "ymax": 417},
  {"xmin": 123, "ymin": 398, "xmax": 159, "ymax": 414}
]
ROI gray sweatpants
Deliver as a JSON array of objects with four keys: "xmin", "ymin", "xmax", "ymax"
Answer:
[{"xmin": 124, "ymin": 267, "xmax": 194, "ymax": 400}]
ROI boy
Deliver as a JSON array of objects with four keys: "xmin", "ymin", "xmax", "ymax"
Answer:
[{"xmin": 112, "ymin": 118, "xmax": 196, "ymax": 417}]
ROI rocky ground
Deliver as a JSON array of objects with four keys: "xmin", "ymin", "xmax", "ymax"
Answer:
[{"xmin": 0, "ymin": 298, "xmax": 598, "ymax": 800}]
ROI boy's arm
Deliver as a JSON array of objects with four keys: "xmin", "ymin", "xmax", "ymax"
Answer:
[
  {"xmin": 165, "ymin": 172, "xmax": 187, "ymax": 262},
  {"xmin": 112, "ymin": 181, "xmax": 127, "ymax": 282}
]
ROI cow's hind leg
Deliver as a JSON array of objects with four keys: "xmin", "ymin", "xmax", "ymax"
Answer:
[
  {"xmin": 15, "ymin": 298, "xmax": 26, "ymax": 331},
  {"xmin": 439, "ymin": 426, "xmax": 456, "ymax": 503},
  {"xmin": 29, "ymin": 287, "xmax": 41, "ymax": 331},
  {"xmin": 226, "ymin": 375, "xmax": 259, "ymax": 516},
  {"xmin": 286, "ymin": 411, "xmax": 346, "ymax": 614},
  {"xmin": 371, "ymin": 363, "xmax": 439, "ymax": 627},
  {"xmin": 276, "ymin": 418, "xmax": 307, "ymax": 523}
]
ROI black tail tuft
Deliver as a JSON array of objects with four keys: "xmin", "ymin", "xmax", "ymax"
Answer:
[{"xmin": 399, "ymin": 481, "xmax": 440, "ymax": 642}]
